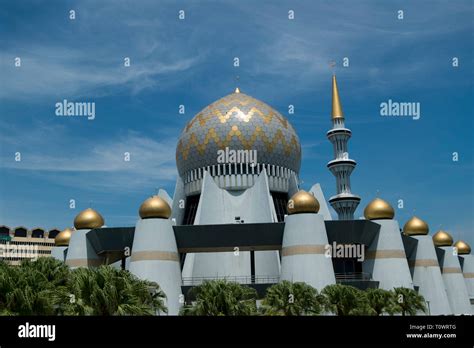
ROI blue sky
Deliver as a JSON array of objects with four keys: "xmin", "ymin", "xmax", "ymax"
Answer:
[{"xmin": 0, "ymin": 1, "xmax": 472, "ymax": 246}]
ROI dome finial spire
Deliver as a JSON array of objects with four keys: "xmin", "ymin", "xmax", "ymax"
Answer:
[
  {"xmin": 332, "ymin": 74, "xmax": 344, "ymax": 119},
  {"xmin": 234, "ymin": 75, "xmax": 240, "ymax": 93}
]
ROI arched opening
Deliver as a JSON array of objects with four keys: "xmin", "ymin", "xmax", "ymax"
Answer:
[
  {"xmin": 31, "ymin": 228, "xmax": 45, "ymax": 238},
  {"xmin": 14, "ymin": 227, "xmax": 27, "ymax": 237},
  {"xmin": 48, "ymin": 229, "xmax": 60, "ymax": 239},
  {"xmin": 0, "ymin": 225, "xmax": 10, "ymax": 236}
]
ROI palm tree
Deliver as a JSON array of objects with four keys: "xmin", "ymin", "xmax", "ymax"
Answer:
[
  {"xmin": 55, "ymin": 266, "xmax": 167, "ymax": 315},
  {"xmin": 365, "ymin": 288, "xmax": 396, "ymax": 316},
  {"xmin": 260, "ymin": 280, "xmax": 324, "ymax": 316},
  {"xmin": 322, "ymin": 284, "xmax": 371, "ymax": 315},
  {"xmin": 392, "ymin": 287, "xmax": 426, "ymax": 316},
  {"xmin": 0, "ymin": 259, "xmax": 167, "ymax": 316},
  {"xmin": 0, "ymin": 258, "xmax": 67, "ymax": 315},
  {"xmin": 180, "ymin": 279, "xmax": 258, "ymax": 316}
]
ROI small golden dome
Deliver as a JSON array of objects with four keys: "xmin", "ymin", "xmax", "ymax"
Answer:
[
  {"xmin": 432, "ymin": 230, "xmax": 453, "ymax": 247},
  {"xmin": 403, "ymin": 216, "xmax": 429, "ymax": 236},
  {"xmin": 287, "ymin": 190, "xmax": 320, "ymax": 215},
  {"xmin": 364, "ymin": 198, "xmax": 394, "ymax": 220},
  {"xmin": 235, "ymin": 87, "xmax": 240, "ymax": 93},
  {"xmin": 139, "ymin": 195, "xmax": 171, "ymax": 219},
  {"xmin": 55, "ymin": 228, "xmax": 73, "ymax": 246},
  {"xmin": 74, "ymin": 208, "xmax": 105, "ymax": 230},
  {"xmin": 454, "ymin": 240, "xmax": 471, "ymax": 255}
]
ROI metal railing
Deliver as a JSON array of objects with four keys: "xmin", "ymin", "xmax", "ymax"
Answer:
[
  {"xmin": 335, "ymin": 272, "xmax": 372, "ymax": 281},
  {"xmin": 182, "ymin": 273, "xmax": 372, "ymax": 286},
  {"xmin": 182, "ymin": 275, "xmax": 280, "ymax": 286}
]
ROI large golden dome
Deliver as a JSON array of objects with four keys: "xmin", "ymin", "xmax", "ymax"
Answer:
[
  {"xmin": 432, "ymin": 230, "xmax": 453, "ymax": 247},
  {"xmin": 403, "ymin": 216, "xmax": 429, "ymax": 236},
  {"xmin": 363, "ymin": 198, "xmax": 394, "ymax": 220},
  {"xmin": 287, "ymin": 190, "xmax": 320, "ymax": 214},
  {"xmin": 454, "ymin": 240, "xmax": 471, "ymax": 255},
  {"xmin": 55, "ymin": 227, "xmax": 73, "ymax": 246},
  {"xmin": 73, "ymin": 208, "xmax": 105, "ymax": 230},
  {"xmin": 176, "ymin": 90, "xmax": 301, "ymax": 178},
  {"xmin": 139, "ymin": 195, "xmax": 171, "ymax": 219}
]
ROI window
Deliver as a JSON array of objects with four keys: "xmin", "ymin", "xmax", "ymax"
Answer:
[
  {"xmin": 182, "ymin": 195, "xmax": 201, "ymax": 225},
  {"xmin": 271, "ymin": 192, "xmax": 288, "ymax": 222}
]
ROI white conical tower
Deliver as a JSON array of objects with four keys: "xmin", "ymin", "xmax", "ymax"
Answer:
[
  {"xmin": 326, "ymin": 75, "xmax": 360, "ymax": 220},
  {"xmin": 129, "ymin": 195, "xmax": 183, "ymax": 315},
  {"xmin": 455, "ymin": 240, "xmax": 474, "ymax": 312},
  {"xmin": 65, "ymin": 208, "xmax": 105, "ymax": 268},
  {"xmin": 51, "ymin": 228, "xmax": 73, "ymax": 262},
  {"xmin": 362, "ymin": 198, "xmax": 413, "ymax": 290},
  {"xmin": 404, "ymin": 217, "xmax": 451, "ymax": 315},
  {"xmin": 434, "ymin": 231, "xmax": 472, "ymax": 314},
  {"xmin": 280, "ymin": 190, "xmax": 336, "ymax": 290}
]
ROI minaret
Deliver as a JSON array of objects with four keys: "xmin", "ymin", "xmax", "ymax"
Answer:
[{"xmin": 327, "ymin": 75, "xmax": 360, "ymax": 220}]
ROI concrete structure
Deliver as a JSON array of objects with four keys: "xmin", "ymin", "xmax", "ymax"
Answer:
[
  {"xmin": 0, "ymin": 225, "xmax": 58, "ymax": 265},
  {"xmin": 65, "ymin": 209, "xmax": 105, "ymax": 268},
  {"xmin": 403, "ymin": 220, "xmax": 452, "ymax": 315},
  {"xmin": 45, "ymin": 76, "xmax": 471, "ymax": 316},
  {"xmin": 459, "ymin": 257, "xmax": 474, "ymax": 312},
  {"xmin": 362, "ymin": 203, "xmax": 413, "ymax": 290},
  {"xmin": 433, "ymin": 231, "xmax": 472, "ymax": 314},
  {"xmin": 129, "ymin": 196, "xmax": 183, "ymax": 315},
  {"xmin": 456, "ymin": 240, "xmax": 474, "ymax": 312},
  {"xmin": 281, "ymin": 191, "xmax": 336, "ymax": 289}
]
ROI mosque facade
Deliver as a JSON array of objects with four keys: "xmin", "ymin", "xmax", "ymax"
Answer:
[{"xmin": 49, "ymin": 76, "xmax": 473, "ymax": 315}]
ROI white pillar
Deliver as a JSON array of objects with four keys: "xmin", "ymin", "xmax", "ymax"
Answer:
[
  {"xmin": 280, "ymin": 213, "xmax": 336, "ymax": 290},
  {"xmin": 363, "ymin": 220, "xmax": 413, "ymax": 290},
  {"xmin": 129, "ymin": 218, "xmax": 183, "ymax": 315},
  {"xmin": 439, "ymin": 246, "xmax": 472, "ymax": 314},
  {"xmin": 65, "ymin": 229, "xmax": 103, "ymax": 268}
]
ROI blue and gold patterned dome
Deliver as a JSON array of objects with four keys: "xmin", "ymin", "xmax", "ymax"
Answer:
[{"xmin": 176, "ymin": 89, "xmax": 302, "ymax": 181}]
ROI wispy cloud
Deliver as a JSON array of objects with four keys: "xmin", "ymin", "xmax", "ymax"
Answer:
[
  {"xmin": 0, "ymin": 121, "xmax": 178, "ymax": 192},
  {"xmin": 0, "ymin": 46, "xmax": 200, "ymax": 100}
]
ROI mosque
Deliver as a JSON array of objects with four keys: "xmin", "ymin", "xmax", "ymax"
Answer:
[{"xmin": 50, "ymin": 76, "xmax": 473, "ymax": 316}]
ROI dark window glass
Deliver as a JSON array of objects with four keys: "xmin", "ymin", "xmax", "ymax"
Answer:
[
  {"xmin": 14, "ymin": 228, "xmax": 27, "ymax": 237},
  {"xmin": 183, "ymin": 195, "xmax": 201, "ymax": 225},
  {"xmin": 271, "ymin": 192, "xmax": 288, "ymax": 222}
]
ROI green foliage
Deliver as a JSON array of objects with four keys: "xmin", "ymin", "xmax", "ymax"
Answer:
[
  {"xmin": 365, "ymin": 288, "xmax": 396, "ymax": 316},
  {"xmin": 0, "ymin": 259, "xmax": 167, "ymax": 316},
  {"xmin": 180, "ymin": 279, "xmax": 258, "ymax": 316},
  {"xmin": 322, "ymin": 284, "xmax": 372, "ymax": 315},
  {"xmin": 260, "ymin": 280, "xmax": 324, "ymax": 316},
  {"xmin": 0, "ymin": 258, "xmax": 68, "ymax": 315},
  {"xmin": 0, "ymin": 259, "xmax": 427, "ymax": 317},
  {"xmin": 392, "ymin": 287, "xmax": 426, "ymax": 316}
]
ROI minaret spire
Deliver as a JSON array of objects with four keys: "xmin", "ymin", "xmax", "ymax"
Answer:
[
  {"xmin": 326, "ymin": 75, "xmax": 360, "ymax": 220},
  {"xmin": 331, "ymin": 75, "xmax": 344, "ymax": 119}
]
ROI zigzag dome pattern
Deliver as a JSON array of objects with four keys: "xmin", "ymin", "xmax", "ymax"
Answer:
[{"xmin": 176, "ymin": 90, "xmax": 302, "ymax": 177}]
